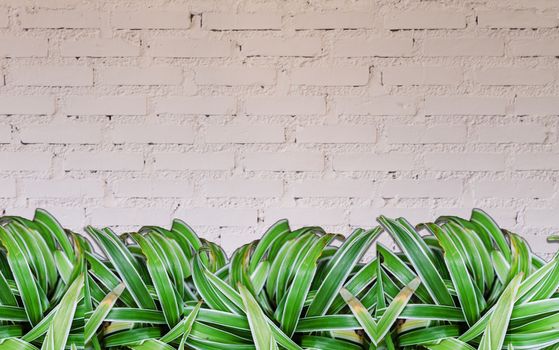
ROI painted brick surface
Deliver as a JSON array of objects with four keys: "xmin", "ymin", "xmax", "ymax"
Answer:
[{"xmin": 0, "ymin": 0, "xmax": 558, "ymax": 256}]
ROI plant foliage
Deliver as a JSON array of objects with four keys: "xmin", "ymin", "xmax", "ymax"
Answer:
[{"xmin": 0, "ymin": 208, "xmax": 558, "ymax": 349}]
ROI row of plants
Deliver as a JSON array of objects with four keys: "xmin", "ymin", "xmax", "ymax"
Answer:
[{"xmin": 0, "ymin": 208, "xmax": 558, "ymax": 349}]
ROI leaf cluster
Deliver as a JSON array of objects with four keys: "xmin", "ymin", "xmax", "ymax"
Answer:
[{"xmin": 0, "ymin": 209, "xmax": 558, "ymax": 350}]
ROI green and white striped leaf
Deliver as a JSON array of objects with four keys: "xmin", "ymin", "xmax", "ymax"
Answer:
[{"xmin": 239, "ymin": 284, "xmax": 278, "ymax": 350}]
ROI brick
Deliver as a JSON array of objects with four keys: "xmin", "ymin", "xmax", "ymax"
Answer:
[
  {"xmin": 477, "ymin": 10, "xmax": 558, "ymax": 28},
  {"xmin": 423, "ymin": 38, "xmax": 504, "ymax": 56},
  {"xmin": 194, "ymin": 67, "xmax": 276, "ymax": 85},
  {"xmin": 510, "ymin": 39, "xmax": 559, "ymax": 56},
  {"xmin": 64, "ymin": 152, "xmax": 143, "ymax": 171},
  {"xmin": 264, "ymin": 207, "xmax": 346, "ymax": 226},
  {"xmin": 112, "ymin": 179, "xmax": 193, "ymax": 198},
  {"xmin": 334, "ymin": 96, "xmax": 416, "ymax": 116},
  {"xmin": 333, "ymin": 38, "xmax": 413, "ymax": 57},
  {"xmin": 290, "ymin": 66, "xmax": 369, "ymax": 86},
  {"xmin": 507, "ymin": 0, "xmax": 559, "ymax": 10},
  {"xmin": 89, "ymin": 208, "xmax": 171, "ymax": 226},
  {"xmin": 431, "ymin": 208, "xmax": 471, "ymax": 221},
  {"xmin": 0, "ymin": 36, "xmax": 48, "ymax": 57},
  {"xmin": 241, "ymin": 37, "xmax": 321, "ymax": 57},
  {"xmin": 482, "ymin": 210, "xmax": 518, "ymax": 229},
  {"xmin": 0, "ymin": 179, "xmax": 16, "ymax": 197},
  {"xmin": 0, "ymin": 8, "xmax": 8, "ymax": 28},
  {"xmin": 381, "ymin": 179, "xmax": 463, "ymax": 198},
  {"xmin": 350, "ymin": 207, "xmax": 429, "ymax": 226},
  {"xmin": 42, "ymin": 208, "xmax": 86, "ymax": 230},
  {"xmin": 5, "ymin": 207, "xmax": 85, "ymax": 231},
  {"xmin": 530, "ymin": 236, "xmax": 559, "ymax": 256},
  {"xmin": 289, "ymin": 179, "xmax": 374, "ymax": 198},
  {"xmin": 147, "ymin": 38, "xmax": 232, "ymax": 57},
  {"xmin": 154, "ymin": 152, "xmax": 234, "ymax": 170},
  {"xmin": 382, "ymin": 66, "xmax": 462, "ymax": 85},
  {"xmin": 297, "ymin": 125, "xmax": 376, "ymax": 143},
  {"xmin": 434, "ymin": 208, "xmax": 517, "ymax": 228},
  {"xmin": 245, "ymin": 96, "xmax": 325, "ymax": 115},
  {"xmin": 180, "ymin": 207, "xmax": 256, "ymax": 226},
  {"xmin": 97, "ymin": 66, "xmax": 183, "ymax": 85},
  {"xmin": 220, "ymin": 229, "xmax": 261, "ymax": 253},
  {"xmin": 386, "ymin": 124, "xmax": 467, "ymax": 144},
  {"xmin": 20, "ymin": 123, "xmax": 102, "ymax": 144},
  {"xmin": 525, "ymin": 209, "xmax": 559, "ymax": 228},
  {"xmin": 424, "ymin": 153, "xmax": 506, "ymax": 171},
  {"xmin": 203, "ymin": 13, "xmax": 281, "ymax": 30},
  {"xmin": 205, "ymin": 124, "xmax": 284, "ymax": 143},
  {"xmin": 9, "ymin": 65, "xmax": 93, "ymax": 86},
  {"xmin": 473, "ymin": 67, "xmax": 554, "ymax": 85},
  {"xmin": 0, "ymin": 96, "xmax": 55, "ymax": 115},
  {"xmin": 22, "ymin": 179, "xmax": 104, "ymax": 198},
  {"xmin": 203, "ymin": 179, "xmax": 283, "ymax": 197},
  {"xmin": 384, "ymin": 10, "xmax": 466, "ymax": 29},
  {"xmin": 110, "ymin": 124, "xmax": 194, "ymax": 144},
  {"xmin": 514, "ymin": 97, "xmax": 559, "ymax": 115},
  {"xmin": 333, "ymin": 153, "xmax": 415, "ymax": 171},
  {"xmin": 61, "ymin": 39, "xmax": 140, "ymax": 57},
  {"xmin": 3, "ymin": 208, "xmax": 42, "ymax": 219},
  {"xmin": 425, "ymin": 96, "xmax": 507, "ymax": 115},
  {"xmin": 0, "ymin": 152, "xmax": 51, "ymax": 171},
  {"xmin": 243, "ymin": 152, "xmax": 323, "ymax": 171},
  {"xmin": 64, "ymin": 96, "xmax": 146, "ymax": 116},
  {"xmin": 155, "ymin": 96, "xmax": 236, "ymax": 115},
  {"xmin": 473, "ymin": 180, "xmax": 553, "ymax": 199},
  {"xmin": 111, "ymin": 9, "xmax": 190, "ymax": 29},
  {"xmin": 471, "ymin": 124, "xmax": 548, "ymax": 143},
  {"xmin": 0, "ymin": 125, "xmax": 11, "ymax": 143},
  {"xmin": 525, "ymin": 234, "xmax": 559, "ymax": 256},
  {"xmin": 21, "ymin": 9, "xmax": 100, "ymax": 28},
  {"xmin": 290, "ymin": 12, "xmax": 372, "ymax": 29},
  {"xmin": 513, "ymin": 153, "xmax": 559, "ymax": 170}
]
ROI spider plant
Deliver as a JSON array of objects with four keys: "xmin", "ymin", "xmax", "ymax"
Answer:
[{"xmin": 0, "ymin": 208, "xmax": 557, "ymax": 349}]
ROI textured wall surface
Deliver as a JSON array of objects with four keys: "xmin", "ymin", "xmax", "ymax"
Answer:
[{"xmin": 0, "ymin": 0, "xmax": 558, "ymax": 256}]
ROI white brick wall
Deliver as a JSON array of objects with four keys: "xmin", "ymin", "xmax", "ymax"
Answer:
[{"xmin": 1, "ymin": 0, "xmax": 558, "ymax": 256}]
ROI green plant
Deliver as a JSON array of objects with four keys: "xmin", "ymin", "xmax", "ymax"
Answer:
[{"xmin": 0, "ymin": 208, "xmax": 558, "ymax": 350}]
